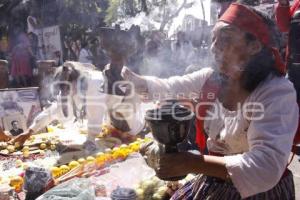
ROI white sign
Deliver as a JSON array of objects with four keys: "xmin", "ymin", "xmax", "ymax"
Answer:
[{"xmin": 37, "ymin": 25, "xmax": 63, "ymax": 60}]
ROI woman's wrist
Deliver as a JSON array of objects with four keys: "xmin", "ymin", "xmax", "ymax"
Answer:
[
  {"xmin": 185, "ymin": 152, "xmax": 204, "ymax": 174},
  {"xmin": 121, "ymin": 67, "xmax": 149, "ymax": 94},
  {"xmin": 185, "ymin": 153, "xmax": 229, "ymax": 180}
]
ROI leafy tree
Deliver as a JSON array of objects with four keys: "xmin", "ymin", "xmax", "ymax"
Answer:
[
  {"xmin": 105, "ymin": 0, "xmax": 195, "ymax": 32},
  {"xmin": 105, "ymin": 0, "xmax": 140, "ymax": 25},
  {"xmin": 155, "ymin": 0, "xmax": 194, "ymax": 31},
  {"xmin": 57, "ymin": 0, "xmax": 107, "ymax": 28}
]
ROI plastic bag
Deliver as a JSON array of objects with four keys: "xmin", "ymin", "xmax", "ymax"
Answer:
[
  {"xmin": 91, "ymin": 153, "xmax": 155, "ymax": 197},
  {"xmin": 24, "ymin": 166, "xmax": 52, "ymax": 193},
  {"xmin": 36, "ymin": 178, "xmax": 95, "ymax": 200}
]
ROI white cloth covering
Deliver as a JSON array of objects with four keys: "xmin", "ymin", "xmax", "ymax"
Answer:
[
  {"xmin": 29, "ymin": 69, "xmax": 145, "ymax": 140},
  {"xmin": 29, "ymin": 70, "xmax": 106, "ymax": 140},
  {"xmin": 139, "ymin": 67, "xmax": 299, "ymax": 198}
]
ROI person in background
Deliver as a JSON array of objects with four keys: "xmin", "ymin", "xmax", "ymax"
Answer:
[
  {"xmin": 90, "ymin": 38, "xmax": 99, "ymax": 66},
  {"xmin": 275, "ymin": 0, "xmax": 300, "ymax": 31},
  {"xmin": 10, "ymin": 28, "xmax": 34, "ymax": 87},
  {"xmin": 122, "ymin": 2, "xmax": 298, "ymax": 199},
  {"xmin": 173, "ymin": 31, "xmax": 195, "ymax": 73},
  {"xmin": 78, "ymin": 41, "xmax": 93, "ymax": 64},
  {"xmin": 275, "ymin": 0, "xmax": 300, "ymax": 65},
  {"xmin": 54, "ymin": 51, "xmax": 63, "ymax": 66}
]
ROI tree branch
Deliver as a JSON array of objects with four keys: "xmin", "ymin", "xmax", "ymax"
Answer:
[{"xmin": 159, "ymin": 0, "xmax": 191, "ymax": 31}]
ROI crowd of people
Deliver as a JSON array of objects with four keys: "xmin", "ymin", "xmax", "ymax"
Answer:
[{"xmin": 0, "ymin": 21, "xmax": 214, "ymax": 89}]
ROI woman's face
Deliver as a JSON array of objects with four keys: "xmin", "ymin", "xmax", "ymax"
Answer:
[{"xmin": 211, "ymin": 22, "xmax": 255, "ymax": 80}]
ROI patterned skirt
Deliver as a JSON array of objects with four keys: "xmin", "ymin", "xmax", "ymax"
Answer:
[{"xmin": 170, "ymin": 170, "xmax": 295, "ymax": 200}]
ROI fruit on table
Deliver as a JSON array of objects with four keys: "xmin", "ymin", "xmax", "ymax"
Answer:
[
  {"xmin": 15, "ymin": 159, "xmax": 23, "ymax": 168},
  {"xmin": 120, "ymin": 144, "xmax": 128, "ymax": 149},
  {"xmin": 50, "ymin": 144, "xmax": 56, "ymax": 151},
  {"xmin": 96, "ymin": 153, "xmax": 106, "ymax": 166},
  {"xmin": 22, "ymin": 163, "xmax": 29, "ymax": 170},
  {"xmin": 104, "ymin": 149, "xmax": 113, "ymax": 162},
  {"xmin": 59, "ymin": 165, "xmax": 70, "ymax": 175},
  {"xmin": 86, "ymin": 156, "xmax": 95, "ymax": 162},
  {"xmin": 47, "ymin": 125, "xmax": 54, "ymax": 132},
  {"xmin": 14, "ymin": 142, "xmax": 21, "ymax": 149},
  {"xmin": 22, "ymin": 146, "xmax": 29, "ymax": 152},
  {"xmin": 23, "ymin": 150, "xmax": 30, "ymax": 158},
  {"xmin": 105, "ymin": 148, "xmax": 112, "ymax": 154},
  {"xmin": 40, "ymin": 143, "xmax": 47, "ymax": 150},
  {"xmin": 135, "ymin": 176, "xmax": 166, "ymax": 200},
  {"xmin": 7, "ymin": 145, "xmax": 15, "ymax": 153},
  {"xmin": 112, "ymin": 151, "xmax": 121, "ymax": 160},
  {"xmin": 50, "ymin": 167, "xmax": 61, "ymax": 178},
  {"xmin": 0, "ymin": 142, "xmax": 8, "ymax": 150},
  {"xmin": 112, "ymin": 147, "xmax": 120, "ymax": 153},
  {"xmin": 68, "ymin": 161, "xmax": 80, "ymax": 169},
  {"xmin": 78, "ymin": 158, "xmax": 86, "ymax": 164},
  {"xmin": 129, "ymin": 143, "xmax": 140, "ymax": 152},
  {"xmin": 9, "ymin": 176, "xmax": 24, "ymax": 192},
  {"xmin": 96, "ymin": 152, "xmax": 105, "ymax": 158}
]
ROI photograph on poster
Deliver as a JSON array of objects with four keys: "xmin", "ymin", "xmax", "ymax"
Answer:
[
  {"xmin": 0, "ymin": 87, "xmax": 42, "ymax": 136},
  {"xmin": 3, "ymin": 115, "xmax": 26, "ymax": 136}
]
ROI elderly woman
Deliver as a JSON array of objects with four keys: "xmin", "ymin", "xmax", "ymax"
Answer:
[{"xmin": 122, "ymin": 3, "xmax": 298, "ymax": 199}]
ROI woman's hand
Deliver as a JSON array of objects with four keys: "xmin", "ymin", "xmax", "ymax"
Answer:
[
  {"xmin": 141, "ymin": 142, "xmax": 229, "ymax": 180},
  {"xmin": 121, "ymin": 66, "xmax": 148, "ymax": 94},
  {"xmin": 155, "ymin": 152, "xmax": 196, "ymax": 180},
  {"xmin": 140, "ymin": 141, "xmax": 154, "ymax": 155},
  {"xmin": 9, "ymin": 129, "xmax": 33, "ymax": 146},
  {"xmin": 141, "ymin": 142, "xmax": 198, "ymax": 179}
]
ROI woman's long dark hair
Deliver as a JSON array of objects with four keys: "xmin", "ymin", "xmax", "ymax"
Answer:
[{"xmin": 236, "ymin": 2, "xmax": 283, "ymax": 92}]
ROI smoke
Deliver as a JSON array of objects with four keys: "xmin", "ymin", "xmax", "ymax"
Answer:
[
  {"xmin": 118, "ymin": 0, "xmax": 215, "ymax": 78},
  {"xmin": 117, "ymin": 12, "xmax": 160, "ymax": 32}
]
